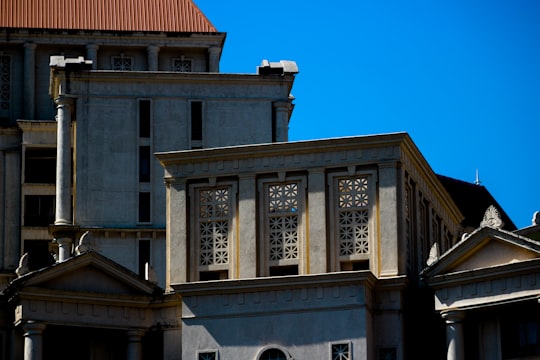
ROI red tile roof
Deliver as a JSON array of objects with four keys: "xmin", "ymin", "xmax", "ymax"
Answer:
[{"xmin": 0, "ymin": 0, "xmax": 218, "ymax": 33}]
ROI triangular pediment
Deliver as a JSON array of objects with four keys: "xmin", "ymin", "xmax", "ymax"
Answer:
[
  {"xmin": 7, "ymin": 251, "xmax": 159, "ymax": 297},
  {"xmin": 422, "ymin": 226, "xmax": 540, "ymax": 278}
]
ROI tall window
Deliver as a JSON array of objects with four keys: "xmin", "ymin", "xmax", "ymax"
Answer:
[
  {"xmin": 260, "ymin": 178, "xmax": 304, "ymax": 276},
  {"xmin": 139, "ymin": 146, "xmax": 151, "ymax": 182},
  {"xmin": 139, "ymin": 100, "xmax": 151, "ymax": 138},
  {"xmin": 138, "ymin": 192, "xmax": 151, "ymax": 223},
  {"xmin": 0, "ymin": 54, "xmax": 10, "ymax": 120},
  {"xmin": 192, "ymin": 183, "xmax": 235, "ymax": 281},
  {"xmin": 190, "ymin": 101, "xmax": 203, "ymax": 149},
  {"xmin": 330, "ymin": 172, "xmax": 374, "ymax": 271},
  {"xmin": 138, "ymin": 239, "xmax": 151, "ymax": 278}
]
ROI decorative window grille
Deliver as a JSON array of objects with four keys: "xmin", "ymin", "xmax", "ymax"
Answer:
[
  {"xmin": 331, "ymin": 343, "xmax": 351, "ymax": 360},
  {"xmin": 267, "ymin": 182, "xmax": 299, "ymax": 262},
  {"xmin": 173, "ymin": 58, "xmax": 193, "ymax": 72},
  {"xmin": 112, "ymin": 55, "xmax": 133, "ymax": 71},
  {"xmin": 378, "ymin": 347, "xmax": 397, "ymax": 360},
  {"xmin": 197, "ymin": 187, "xmax": 231, "ymax": 267},
  {"xmin": 337, "ymin": 177, "xmax": 370, "ymax": 257},
  {"xmin": 0, "ymin": 55, "xmax": 10, "ymax": 112},
  {"xmin": 198, "ymin": 351, "xmax": 217, "ymax": 360}
]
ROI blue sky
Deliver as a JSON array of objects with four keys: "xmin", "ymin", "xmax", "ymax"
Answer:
[{"xmin": 196, "ymin": 0, "xmax": 539, "ymax": 228}]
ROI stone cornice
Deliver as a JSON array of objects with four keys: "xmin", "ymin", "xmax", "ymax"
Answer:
[
  {"xmin": 173, "ymin": 271, "xmax": 378, "ymax": 296},
  {"xmin": 425, "ymin": 257, "xmax": 540, "ymax": 288},
  {"xmin": 0, "ymin": 29, "xmax": 225, "ymax": 48}
]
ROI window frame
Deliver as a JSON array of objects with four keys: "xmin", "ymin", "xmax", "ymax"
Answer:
[
  {"xmin": 196, "ymin": 350, "xmax": 218, "ymax": 360},
  {"xmin": 189, "ymin": 180, "xmax": 237, "ymax": 281},
  {"xmin": 258, "ymin": 175, "xmax": 306, "ymax": 277},
  {"xmin": 189, "ymin": 100, "xmax": 204, "ymax": 149},
  {"xmin": 172, "ymin": 57, "xmax": 193, "ymax": 72},
  {"xmin": 330, "ymin": 341, "xmax": 352, "ymax": 360},
  {"xmin": 328, "ymin": 170, "xmax": 377, "ymax": 272},
  {"xmin": 111, "ymin": 54, "xmax": 134, "ymax": 71}
]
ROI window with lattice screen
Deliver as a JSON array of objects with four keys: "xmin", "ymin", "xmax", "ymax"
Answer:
[
  {"xmin": 330, "ymin": 172, "xmax": 375, "ymax": 271},
  {"xmin": 192, "ymin": 183, "xmax": 236, "ymax": 280},
  {"xmin": 260, "ymin": 177, "xmax": 305, "ymax": 276}
]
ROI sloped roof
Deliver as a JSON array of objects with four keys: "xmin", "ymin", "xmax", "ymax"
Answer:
[
  {"xmin": 0, "ymin": 0, "xmax": 217, "ymax": 33},
  {"xmin": 437, "ymin": 174, "xmax": 516, "ymax": 231}
]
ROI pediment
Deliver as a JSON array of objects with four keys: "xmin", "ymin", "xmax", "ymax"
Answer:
[
  {"xmin": 9, "ymin": 251, "xmax": 158, "ymax": 297},
  {"xmin": 422, "ymin": 226, "xmax": 540, "ymax": 278}
]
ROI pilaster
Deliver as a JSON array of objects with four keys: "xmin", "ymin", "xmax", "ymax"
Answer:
[
  {"xmin": 273, "ymin": 101, "xmax": 291, "ymax": 142},
  {"xmin": 166, "ymin": 179, "xmax": 187, "ymax": 288},
  {"xmin": 238, "ymin": 175, "xmax": 257, "ymax": 278},
  {"xmin": 147, "ymin": 45, "xmax": 160, "ymax": 71},
  {"xmin": 378, "ymin": 161, "xmax": 400, "ymax": 276},
  {"xmin": 307, "ymin": 168, "xmax": 327, "ymax": 274},
  {"xmin": 86, "ymin": 44, "xmax": 99, "ymax": 69},
  {"xmin": 208, "ymin": 46, "xmax": 221, "ymax": 72}
]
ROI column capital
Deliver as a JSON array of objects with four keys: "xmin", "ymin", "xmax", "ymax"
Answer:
[
  {"xmin": 54, "ymin": 95, "xmax": 75, "ymax": 107},
  {"xmin": 86, "ymin": 43, "xmax": 99, "ymax": 51},
  {"xmin": 442, "ymin": 309, "xmax": 465, "ymax": 323},
  {"xmin": 147, "ymin": 45, "xmax": 160, "ymax": 54},
  {"xmin": 127, "ymin": 328, "xmax": 146, "ymax": 340},
  {"xmin": 22, "ymin": 321, "xmax": 47, "ymax": 335},
  {"xmin": 24, "ymin": 42, "xmax": 37, "ymax": 51},
  {"xmin": 273, "ymin": 101, "xmax": 292, "ymax": 110}
]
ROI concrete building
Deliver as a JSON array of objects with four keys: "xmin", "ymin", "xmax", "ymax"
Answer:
[{"xmin": 1, "ymin": 1, "xmax": 539, "ymax": 360}]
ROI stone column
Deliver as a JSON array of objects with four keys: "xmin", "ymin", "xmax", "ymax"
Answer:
[
  {"xmin": 54, "ymin": 96, "xmax": 73, "ymax": 226},
  {"xmin": 166, "ymin": 179, "xmax": 187, "ymax": 288},
  {"xmin": 238, "ymin": 175, "xmax": 257, "ymax": 278},
  {"xmin": 23, "ymin": 42, "xmax": 36, "ymax": 119},
  {"xmin": 442, "ymin": 311, "xmax": 465, "ymax": 360},
  {"xmin": 307, "ymin": 168, "xmax": 327, "ymax": 274},
  {"xmin": 23, "ymin": 321, "xmax": 46, "ymax": 360},
  {"xmin": 208, "ymin": 46, "xmax": 221, "ymax": 72},
  {"xmin": 86, "ymin": 43, "xmax": 99, "ymax": 70},
  {"xmin": 378, "ymin": 161, "xmax": 399, "ymax": 276},
  {"xmin": 126, "ymin": 329, "xmax": 145, "ymax": 360},
  {"xmin": 273, "ymin": 101, "xmax": 291, "ymax": 142},
  {"xmin": 147, "ymin": 45, "xmax": 160, "ymax": 71}
]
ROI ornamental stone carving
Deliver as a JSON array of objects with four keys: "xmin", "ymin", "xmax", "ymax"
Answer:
[{"xmin": 480, "ymin": 205, "xmax": 503, "ymax": 229}]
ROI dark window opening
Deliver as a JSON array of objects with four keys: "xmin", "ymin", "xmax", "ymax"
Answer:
[
  {"xmin": 199, "ymin": 270, "xmax": 228, "ymax": 281},
  {"xmin": 191, "ymin": 101, "xmax": 203, "ymax": 141},
  {"xmin": 259, "ymin": 348, "xmax": 287, "ymax": 360},
  {"xmin": 25, "ymin": 148, "xmax": 56, "ymax": 184},
  {"xmin": 139, "ymin": 100, "xmax": 151, "ymax": 138},
  {"xmin": 23, "ymin": 240, "xmax": 55, "ymax": 271},
  {"xmin": 138, "ymin": 192, "xmax": 151, "ymax": 223},
  {"xmin": 271, "ymin": 104, "xmax": 276, "ymax": 142},
  {"xmin": 24, "ymin": 195, "xmax": 55, "ymax": 226},
  {"xmin": 138, "ymin": 240, "xmax": 151, "ymax": 278},
  {"xmin": 139, "ymin": 146, "xmax": 151, "ymax": 182},
  {"xmin": 502, "ymin": 316, "xmax": 540, "ymax": 358},
  {"xmin": 269, "ymin": 265, "xmax": 298, "ymax": 277},
  {"xmin": 341, "ymin": 260, "xmax": 369, "ymax": 271}
]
